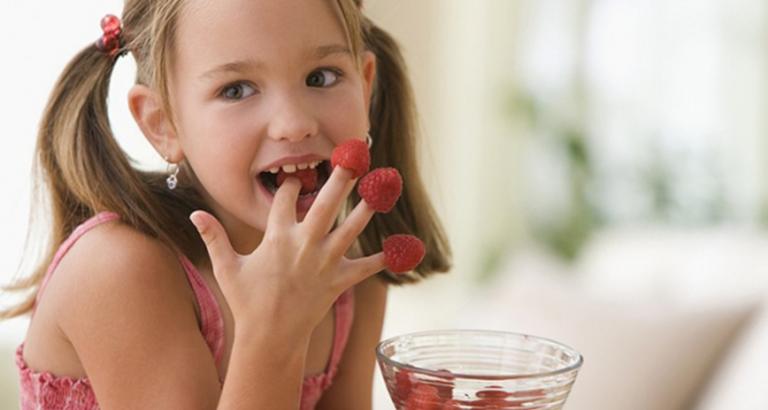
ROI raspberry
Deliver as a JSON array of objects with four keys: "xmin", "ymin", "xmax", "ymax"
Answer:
[
  {"xmin": 475, "ymin": 388, "xmax": 510, "ymax": 399},
  {"xmin": 439, "ymin": 400, "xmax": 461, "ymax": 410},
  {"xmin": 383, "ymin": 234, "xmax": 426, "ymax": 274},
  {"xmin": 404, "ymin": 383, "xmax": 441, "ymax": 410},
  {"xmin": 432, "ymin": 369, "xmax": 455, "ymax": 400},
  {"xmin": 331, "ymin": 139, "xmax": 370, "ymax": 178},
  {"xmin": 276, "ymin": 168, "xmax": 318, "ymax": 194},
  {"xmin": 473, "ymin": 387, "xmax": 545, "ymax": 409},
  {"xmin": 358, "ymin": 168, "xmax": 403, "ymax": 213},
  {"xmin": 394, "ymin": 369, "xmax": 415, "ymax": 402}
]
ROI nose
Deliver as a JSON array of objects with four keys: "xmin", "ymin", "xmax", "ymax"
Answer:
[{"xmin": 266, "ymin": 91, "xmax": 318, "ymax": 143}]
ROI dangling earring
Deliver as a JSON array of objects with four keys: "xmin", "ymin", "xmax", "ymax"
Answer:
[
  {"xmin": 365, "ymin": 131, "xmax": 373, "ymax": 148},
  {"xmin": 164, "ymin": 156, "xmax": 179, "ymax": 190}
]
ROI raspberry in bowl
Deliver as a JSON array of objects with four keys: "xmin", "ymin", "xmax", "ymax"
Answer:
[{"xmin": 376, "ymin": 329, "xmax": 583, "ymax": 409}]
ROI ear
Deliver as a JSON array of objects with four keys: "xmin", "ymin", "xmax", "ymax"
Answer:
[
  {"xmin": 127, "ymin": 84, "xmax": 183, "ymax": 162},
  {"xmin": 361, "ymin": 50, "xmax": 377, "ymax": 116}
]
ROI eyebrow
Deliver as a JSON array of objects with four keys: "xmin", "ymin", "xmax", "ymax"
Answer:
[{"xmin": 199, "ymin": 44, "xmax": 352, "ymax": 81}]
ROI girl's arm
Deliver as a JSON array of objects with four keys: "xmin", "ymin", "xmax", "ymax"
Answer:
[{"xmin": 315, "ymin": 274, "xmax": 389, "ymax": 410}]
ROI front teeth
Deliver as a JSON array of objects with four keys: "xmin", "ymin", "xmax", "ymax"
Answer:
[
  {"xmin": 282, "ymin": 164, "xmax": 297, "ymax": 173},
  {"xmin": 268, "ymin": 160, "xmax": 323, "ymax": 174}
]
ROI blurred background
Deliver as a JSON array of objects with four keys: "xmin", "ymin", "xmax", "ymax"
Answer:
[{"xmin": 2, "ymin": 0, "xmax": 768, "ymax": 408}]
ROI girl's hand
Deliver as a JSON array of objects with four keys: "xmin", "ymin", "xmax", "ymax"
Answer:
[{"xmin": 189, "ymin": 167, "xmax": 385, "ymax": 339}]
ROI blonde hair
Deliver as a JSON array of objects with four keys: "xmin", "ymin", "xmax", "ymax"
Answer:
[{"xmin": 1, "ymin": 0, "xmax": 451, "ymax": 320}]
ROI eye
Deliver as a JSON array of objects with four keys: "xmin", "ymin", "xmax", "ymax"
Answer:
[
  {"xmin": 306, "ymin": 68, "xmax": 343, "ymax": 88},
  {"xmin": 220, "ymin": 82, "xmax": 257, "ymax": 100}
]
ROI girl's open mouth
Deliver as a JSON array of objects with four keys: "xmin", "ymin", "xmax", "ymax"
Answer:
[{"xmin": 257, "ymin": 160, "xmax": 332, "ymax": 212}]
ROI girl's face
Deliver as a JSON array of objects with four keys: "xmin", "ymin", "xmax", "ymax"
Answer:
[{"xmin": 169, "ymin": 0, "xmax": 375, "ymax": 249}]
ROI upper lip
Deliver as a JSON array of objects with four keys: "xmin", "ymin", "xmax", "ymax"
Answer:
[{"xmin": 259, "ymin": 154, "xmax": 328, "ymax": 173}]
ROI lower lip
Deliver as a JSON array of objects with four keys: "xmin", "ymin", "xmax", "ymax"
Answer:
[{"xmin": 256, "ymin": 177, "xmax": 319, "ymax": 216}]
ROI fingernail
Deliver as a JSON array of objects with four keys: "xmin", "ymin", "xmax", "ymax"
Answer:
[{"xmin": 189, "ymin": 212, "xmax": 204, "ymax": 232}]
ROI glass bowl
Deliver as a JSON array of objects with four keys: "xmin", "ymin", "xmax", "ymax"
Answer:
[{"xmin": 376, "ymin": 329, "xmax": 583, "ymax": 409}]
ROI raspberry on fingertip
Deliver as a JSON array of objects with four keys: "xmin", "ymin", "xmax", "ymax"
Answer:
[
  {"xmin": 383, "ymin": 234, "xmax": 425, "ymax": 273},
  {"xmin": 331, "ymin": 139, "xmax": 370, "ymax": 178},
  {"xmin": 358, "ymin": 167, "xmax": 402, "ymax": 213}
]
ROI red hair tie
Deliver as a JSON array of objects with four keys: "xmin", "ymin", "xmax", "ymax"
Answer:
[{"xmin": 95, "ymin": 14, "xmax": 125, "ymax": 58}]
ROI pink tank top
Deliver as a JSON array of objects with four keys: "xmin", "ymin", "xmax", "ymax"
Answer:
[{"xmin": 15, "ymin": 211, "xmax": 355, "ymax": 410}]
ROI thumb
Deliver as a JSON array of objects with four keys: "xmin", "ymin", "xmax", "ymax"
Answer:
[{"xmin": 189, "ymin": 210, "xmax": 239, "ymax": 279}]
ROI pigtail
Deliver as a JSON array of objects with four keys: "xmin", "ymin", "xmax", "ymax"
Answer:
[
  {"xmin": 0, "ymin": 39, "xmax": 208, "ymax": 319},
  {"xmin": 0, "ymin": 44, "xmax": 119, "ymax": 318},
  {"xmin": 355, "ymin": 18, "xmax": 453, "ymax": 284}
]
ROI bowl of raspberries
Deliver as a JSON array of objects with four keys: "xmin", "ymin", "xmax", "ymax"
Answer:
[{"xmin": 376, "ymin": 329, "xmax": 584, "ymax": 409}]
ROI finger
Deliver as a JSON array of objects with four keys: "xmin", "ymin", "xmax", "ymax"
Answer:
[
  {"xmin": 267, "ymin": 177, "xmax": 302, "ymax": 228},
  {"xmin": 336, "ymin": 253, "xmax": 387, "ymax": 290},
  {"xmin": 326, "ymin": 200, "xmax": 375, "ymax": 259},
  {"xmin": 303, "ymin": 166, "xmax": 356, "ymax": 237},
  {"xmin": 189, "ymin": 210, "xmax": 239, "ymax": 279}
]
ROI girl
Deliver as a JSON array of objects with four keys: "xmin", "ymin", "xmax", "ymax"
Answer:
[{"xmin": 0, "ymin": 0, "xmax": 451, "ymax": 409}]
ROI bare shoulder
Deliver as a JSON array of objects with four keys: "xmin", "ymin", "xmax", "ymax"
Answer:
[
  {"xmin": 48, "ymin": 219, "xmax": 195, "ymax": 331},
  {"xmin": 39, "ymin": 219, "xmax": 220, "ymax": 408}
]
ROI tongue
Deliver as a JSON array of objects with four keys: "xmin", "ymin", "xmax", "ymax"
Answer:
[{"xmin": 276, "ymin": 168, "xmax": 319, "ymax": 194}]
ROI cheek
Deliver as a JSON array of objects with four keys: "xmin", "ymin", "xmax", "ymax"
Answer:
[
  {"xmin": 187, "ymin": 106, "xmax": 261, "ymax": 161},
  {"xmin": 182, "ymin": 116, "xmax": 260, "ymax": 193},
  {"xmin": 323, "ymin": 91, "xmax": 369, "ymax": 134}
]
